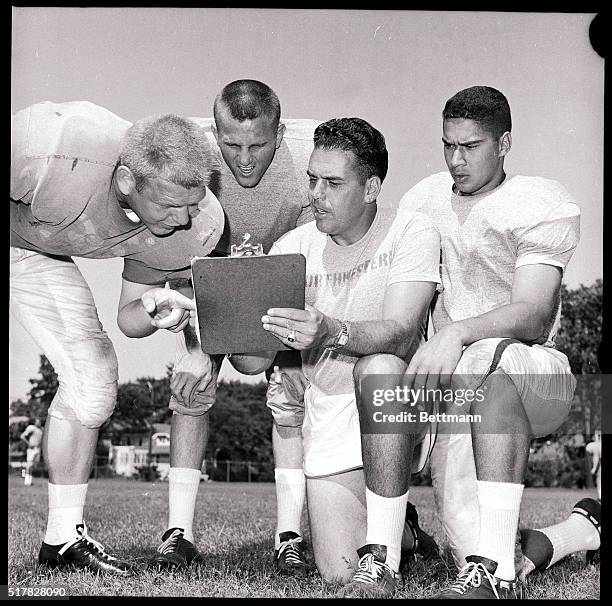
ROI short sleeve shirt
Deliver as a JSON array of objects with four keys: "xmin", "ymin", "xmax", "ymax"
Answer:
[
  {"xmin": 399, "ymin": 172, "xmax": 580, "ymax": 346},
  {"xmin": 11, "ymin": 101, "xmax": 225, "ymax": 285},
  {"xmin": 270, "ymin": 207, "xmax": 441, "ymax": 395}
]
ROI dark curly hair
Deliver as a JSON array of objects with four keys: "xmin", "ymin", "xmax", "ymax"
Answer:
[
  {"xmin": 443, "ymin": 86, "xmax": 511, "ymax": 139},
  {"xmin": 313, "ymin": 117, "xmax": 388, "ymax": 184}
]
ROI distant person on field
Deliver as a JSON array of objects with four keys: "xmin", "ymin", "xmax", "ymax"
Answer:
[{"xmin": 20, "ymin": 417, "xmax": 43, "ymax": 486}]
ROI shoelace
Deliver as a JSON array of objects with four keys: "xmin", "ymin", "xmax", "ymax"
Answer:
[
  {"xmin": 352, "ymin": 553, "xmax": 390, "ymax": 585},
  {"xmin": 59, "ymin": 524, "xmax": 117, "ymax": 561},
  {"xmin": 157, "ymin": 529, "xmax": 183, "ymax": 555},
  {"xmin": 277, "ymin": 536, "xmax": 303, "ymax": 565},
  {"xmin": 450, "ymin": 562, "xmax": 499, "ymax": 599}
]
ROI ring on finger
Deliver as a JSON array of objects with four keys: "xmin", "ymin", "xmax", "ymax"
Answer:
[{"xmin": 287, "ymin": 330, "xmax": 296, "ymax": 343}]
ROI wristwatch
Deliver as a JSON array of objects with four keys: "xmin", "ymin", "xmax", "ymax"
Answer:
[{"xmin": 326, "ymin": 320, "xmax": 349, "ymax": 351}]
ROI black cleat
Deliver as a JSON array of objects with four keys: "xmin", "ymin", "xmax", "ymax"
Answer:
[
  {"xmin": 152, "ymin": 527, "xmax": 203, "ymax": 570},
  {"xmin": 273, "ymin": 531, "xmax": 307, "ymax": 576},
  {"xmin": 402, "ymin": 500, "xmax": 440, "ymax": 568},
  {"xmin": 572, "ymin": 498, "xmax": 601, "ymax": 565},
  {"xmin": 38, "ymin": 523, "xmax": 132, "ymax": 575}
]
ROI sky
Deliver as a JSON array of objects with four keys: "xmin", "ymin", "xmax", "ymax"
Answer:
[{"xmin": 10, "ymin": 9, "xmax": 603, "ymax": 402}]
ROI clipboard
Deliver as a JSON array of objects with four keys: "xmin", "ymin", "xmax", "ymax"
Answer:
[{"xmin": 191, "ymin": 254, "xmax": 306, "ymax": 354}]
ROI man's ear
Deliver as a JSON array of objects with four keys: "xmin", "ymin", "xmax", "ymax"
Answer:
[
  {"xmin": 364, "ymin": 175, "xmax": 382, "ymax": 204},
  {"xmin": 498, "ymin": 131, "xmax": 512, "ymax": 158},
  {"xmin": 275, "ymin": 122, "xmax": 286, "ymax": 149},
  {"xmin": 115, "ymin": 165, "xmax": 136, "ymax": 196},
  {"xmin": 212, "ymin": 124, "xmax": 219, "ymax": 144}
]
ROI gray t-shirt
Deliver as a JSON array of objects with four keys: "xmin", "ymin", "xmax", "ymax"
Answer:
[{"xmin": 188, "ymin": 118, "xmax": 320, "ymax": 254}]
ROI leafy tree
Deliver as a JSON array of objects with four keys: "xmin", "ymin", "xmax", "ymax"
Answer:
[
  {"xmin": 102, "ymin": 365, "xmax": 174, "ymax": 441},
  {"xmin": 556, "ymin": 280, "xmax": 602, "ymax": 374},
  {"xmin": 207, "ymin": 380, "xmax": 273, "ymax": 472},
  {"xmin": 10, "ymin": 354, "xmax": 58, "ymax": 421},
  {"xmin": 554, "ymin": 280, "xmax": 603, "ymax": 439}
]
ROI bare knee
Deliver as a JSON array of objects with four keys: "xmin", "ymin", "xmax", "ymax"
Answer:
[
  {"xmin": 354, "ymin": 353, "xmax": 407, "ymax": 380},
  {"xmin": 316, "ymin": 555, "xmax": 356, "ymax": 584},
  {"xmin": 353, "ymin": 354, "xmax": 406, "ymax": 410}
]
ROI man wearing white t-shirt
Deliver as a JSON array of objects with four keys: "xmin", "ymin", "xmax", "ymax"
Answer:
[
  {"xmin": 399, "ymin": 86, "xmax": 600, "ymax": 598},
  {"xmin": 253, "ymin": 117, "xmax": 440, "ymax": 595}
]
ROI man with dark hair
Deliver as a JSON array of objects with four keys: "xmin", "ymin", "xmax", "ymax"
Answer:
[
  {"xmin": 151, "ymin": 80, "xmax": 322, "ymax": 572},
  {"xmin": 11, "ymin": 101, "xmax": 225, "ymax": 574},
  {"xmin": 399, "ymin": 85, "xmax": 600, "ymax": 598},
  {"xmin": 248, "ymin": 117, "xmax": 441, "ymax": 595}
]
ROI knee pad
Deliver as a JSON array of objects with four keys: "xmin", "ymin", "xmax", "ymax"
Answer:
[{"xmin": 49, "ymin": 336, "xmax": 119, "ymax": 429}]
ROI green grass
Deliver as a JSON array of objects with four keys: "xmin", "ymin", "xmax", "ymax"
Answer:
[{"xmin": 8, "ymin": 476, "xmax": 599, "ymax": 598}]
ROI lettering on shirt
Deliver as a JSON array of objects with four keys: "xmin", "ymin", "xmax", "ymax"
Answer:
[{"xmin": 305, "ymin": 250, "xmax": 393, "ymax": 288}]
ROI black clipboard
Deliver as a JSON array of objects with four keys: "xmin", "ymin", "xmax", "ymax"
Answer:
[{"xmin": 191, "ymin": 254, "xmax": 306, "ymax": 354}]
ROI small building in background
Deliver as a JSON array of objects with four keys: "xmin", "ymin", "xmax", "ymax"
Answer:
[{"xmin": 110, "ymin": 423, "xmax": 171, "ymax": 479}]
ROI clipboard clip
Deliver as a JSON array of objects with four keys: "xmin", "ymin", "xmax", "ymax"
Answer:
[{"xmin": 230, "ymin": 232, "xmax": 264, "ymax": 257}]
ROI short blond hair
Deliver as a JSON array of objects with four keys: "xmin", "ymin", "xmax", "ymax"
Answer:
[{"xmin": 119, "ymin": 114, "xmax": 214, "ymax": 191}]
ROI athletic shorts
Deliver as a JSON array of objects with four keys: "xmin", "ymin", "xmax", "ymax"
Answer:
[
  {"xmin": 302, "ymin": 385, "xmax": 433, "ymax": 479},
  {"xmin": 26, "ymin": 446, "xmax": 41, "ymax": 464},
  {"xmin": 451, "ymin": 337, "xmax": 575, "ymax": 437}
]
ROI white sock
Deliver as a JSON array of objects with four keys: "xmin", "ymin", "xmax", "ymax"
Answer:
[
  {"xmin": 538, "ymin": 511, "xmax": 601, "ymax": 567},
  {"xmin": 365, "ymin": 487, "xmax": 410, "ymax": 573},
  {"xmin": 44, "ymin": 483, "xmax": 87, "ymax": 545},
  {"xmin": 476, "ymin": 480, "xmax": 524, "ymax": 581},
  {"xmin": 274, "ymin": 468, "xmax": 305, "ymax": 549},
  {"xmin": 168, "ymin": 467, "xmax": 201, "ymax": 543},
  {"xmin": 24, "ymin": 474, "xmax": 33, "ymax": 486}
]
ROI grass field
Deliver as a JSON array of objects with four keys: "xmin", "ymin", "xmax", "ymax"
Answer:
[{"xmin": 8, "ymin": 476, "xmax": 600, "ymax": 598}]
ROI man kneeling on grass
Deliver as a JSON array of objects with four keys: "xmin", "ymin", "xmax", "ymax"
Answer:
[{"xmin": 249, "ymin": 116, "xmax": 442, "ymax": 596}]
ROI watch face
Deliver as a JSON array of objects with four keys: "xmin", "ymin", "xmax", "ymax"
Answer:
[{"xmin": 338, "ymin": 333, "xmax": 348, "ymax": 346}]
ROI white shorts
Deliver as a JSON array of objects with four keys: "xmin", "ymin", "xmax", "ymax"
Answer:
[
  {"xmin": 302, "ymin": 385, "xmax": 433, "ymax": 479},
  {"xmin": 26, "ymin": 446, "xmax": 41, "ymax": 464},
  {"xmin": 302, "ymin": 387, "xmax": 363, "ymax": 478}
]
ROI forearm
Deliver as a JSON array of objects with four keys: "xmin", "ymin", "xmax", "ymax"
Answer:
[
  {"xmin": 451, "ymin": 301, "xmax": 552, "ymax": 347},
  {"xmin": 338, "ymin": 318, "xmax": 421, "ymax": 359},
  {"xmin": 117, "ymin": 299, "xmax": 158, "ymax": 338},
  {"xmin": 168, "ymin": 279, "xmax": 201, "ymax": 354}
]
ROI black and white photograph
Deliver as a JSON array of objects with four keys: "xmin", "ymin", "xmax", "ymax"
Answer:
[{"xmin": 9, "ymin": 8, "xmax": 603, "ymax": 599}]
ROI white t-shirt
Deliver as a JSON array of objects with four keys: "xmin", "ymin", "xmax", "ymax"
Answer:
[
  {"xmin": 399, "ymin": 172, "xmax": 580, "ymax": 347},
  {"xmin": 270, "ymin": 206, "xmax": 441, "ymax": 395},
  {"xmin": 21, "ymin": 424, "xmax": 43, "ymax": 448},
  {"xmin": 271, "ymin": 206, "xmax": 440, "ymax": 476}
]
